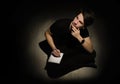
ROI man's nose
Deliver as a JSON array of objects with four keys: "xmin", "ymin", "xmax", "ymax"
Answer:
[
  {"xmin": 73, "ymin": 22, "xmax": 77, "ymax": 25},
  {"xmin": 75, "ymin": 19, "xmax": 79, "ymax": 24}
]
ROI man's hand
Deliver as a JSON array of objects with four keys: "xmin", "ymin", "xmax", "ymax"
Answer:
[
  {"xmin": 71, "ymin": 23, "xmax": 81, "ymax": 39},
  {"xmin": 51, "ymin": 49, "xmax": 61, "ymax": 57}
]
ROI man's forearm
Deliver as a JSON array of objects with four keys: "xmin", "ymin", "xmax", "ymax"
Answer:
[
  {"xmin": 77, "ymin": 36, "xmax": 94, "ymax": 53},
  {"xmin": 44, "ymin": 31, "xmax": 57, "ymax": 50}
]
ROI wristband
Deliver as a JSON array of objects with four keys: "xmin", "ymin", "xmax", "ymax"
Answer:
[{"xmin": 81, "ymin": 39, "xmax": 85, "ymax": 44}]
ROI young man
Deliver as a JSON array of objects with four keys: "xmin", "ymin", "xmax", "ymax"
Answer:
[{"xmin": 43, "ymin": 8, "xmax": 97, "ymax": 78}]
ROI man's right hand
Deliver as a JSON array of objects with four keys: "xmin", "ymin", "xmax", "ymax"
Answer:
[{"xmin": 51, "ymin": 49, "xmax": 61, "ymax": 57}]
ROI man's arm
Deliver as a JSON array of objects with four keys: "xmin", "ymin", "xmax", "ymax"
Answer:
[
  {"xmin": 71, "ymin": 26, "xmax": 94, "ymax": 53},
  {"xmin": 44, "ymin": 28, "xmax": 61, "ymax": 57},
  {"xmin": 77, "ymin": 36, "xmax": 94, "ymax": 53},
  {"xmin": 44, "ymin": 28, "xmax": 56, "ymax": 50}
]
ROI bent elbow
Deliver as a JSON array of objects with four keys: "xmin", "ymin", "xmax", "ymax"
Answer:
[
  {"xmin": 44, "ymin": 31, "xmax": 47, "ymax": 37},
  {"xmin": 44, "ymin": 29, "xmax": 52, "ymax": 37},
  {"xmin": 90, "ymin": 49, "xmax": 96, "ymax": 54},
  {"xmin": 88, "ymin": 47, "xmax": 94, "ymax": 54}
]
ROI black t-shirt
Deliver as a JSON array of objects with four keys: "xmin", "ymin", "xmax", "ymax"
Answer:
[
  {"xmin": 50, "ymin": 18, "xmax": 89, "ymax": 38},
  {"xmin": 50, "ymin": 18, "xmax": 89, "ymax": 48},
  {"xmin": 44, "ymin": 19, "xmax": 97, "ymax": 77}
]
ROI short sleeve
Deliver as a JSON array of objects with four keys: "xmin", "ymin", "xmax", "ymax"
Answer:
[
  {"xmin": 80, "ymin": 28, "xmax": 89, "ymax": 38},
  {"xmin": 50, "ymin": 21, "xmax": 58, "ymax": 34},
  {"xmin": 49, "ymin": 19, "xmax": 72, "ymax": 36},
  {"xmin": 49, "ymin": 19, "xmax": 63, "ymax": 35}
]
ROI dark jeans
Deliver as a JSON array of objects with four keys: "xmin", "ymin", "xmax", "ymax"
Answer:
[{"xmin": 39, "ymin": 40, "xmax": 97, "ymax": 78}]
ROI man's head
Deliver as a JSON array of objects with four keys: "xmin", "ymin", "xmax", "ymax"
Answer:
[{"xmin": 71, "ymin": 8, "xmax": 95, "ymax": 29}]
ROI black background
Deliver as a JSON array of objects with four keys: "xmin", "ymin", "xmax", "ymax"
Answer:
[{"xmin": 4, "ymin": 0, "xmax": 120, "ymax": 83}]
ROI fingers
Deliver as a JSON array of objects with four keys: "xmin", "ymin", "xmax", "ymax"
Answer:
[
  {"xmin": 52, "ymin": 49, "xmax": 61, "ymax": 57},
  {"xmin": 71, "ymin": 26, "xmax": 80, "ymax": 33},
  {"xmin": 71, "ymin": 23, "xmax": 79, "ymax": 32},
  {"xmin": 71, "ymin": 23, "xmax": 80, "ymax": 38},
  {"xmin": 71, "ymin": 23, "xmax": 76, "ymax": 28}
]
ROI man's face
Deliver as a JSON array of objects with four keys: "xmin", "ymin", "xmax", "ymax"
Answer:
[{"xmin": 72, "ymin": 13, "xmax": 84, "ymax": 29}]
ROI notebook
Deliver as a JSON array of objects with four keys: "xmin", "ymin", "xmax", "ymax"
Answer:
[{"xmin": 48, "ymin": 53, "xmax": 64, "ymax": 64}]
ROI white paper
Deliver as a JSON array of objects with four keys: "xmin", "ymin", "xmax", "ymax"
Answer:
[{"xmin": 48, "ymin": 53, "xmax": 64, "ymax": 64}]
